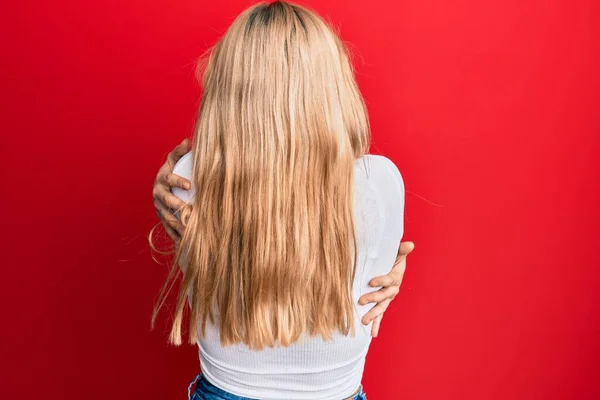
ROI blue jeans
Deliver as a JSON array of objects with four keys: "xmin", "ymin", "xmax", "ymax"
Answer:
[{"xmin": 188, "ymin": 373, "xmax": 367, "ymax": 400}]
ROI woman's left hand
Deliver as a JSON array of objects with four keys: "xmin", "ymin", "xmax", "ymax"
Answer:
[
  {"xmin": 358, "ymin": 241, "xmax": 415, "ymax": 337},
  {"xmin": 153, "ymin": 138, "xmax": 192, "ymax": 244}
]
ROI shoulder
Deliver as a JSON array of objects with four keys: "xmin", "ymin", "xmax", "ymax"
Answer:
[{"xmin": 355, "ymin": 154, "xmax": 404, "ymax": 192}]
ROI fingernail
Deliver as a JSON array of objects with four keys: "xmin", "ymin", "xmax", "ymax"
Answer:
[{"xmin": 184, "ymin": 182, "xmax": 191, "ymax": 190}]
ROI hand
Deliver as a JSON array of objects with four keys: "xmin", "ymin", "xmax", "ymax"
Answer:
[
  {"xmin": 152, "ymin": 138, "xmax": 192, "ymax": 244},
  {"xmin": 358, "ymin": 241, "xmax": 415, "ymax": 337}
]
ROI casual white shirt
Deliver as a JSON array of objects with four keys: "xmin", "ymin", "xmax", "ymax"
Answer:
[{"xmin": 171, "ymin": 152, "xmax": 405, "ymax": 400}]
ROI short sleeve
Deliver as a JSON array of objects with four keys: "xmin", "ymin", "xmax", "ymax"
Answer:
[
  {"xmin": 171, "ymin": 151, "xmax": 196, "ymax": 206},
  {"xmin": 381, "ymin": 156, "xmax": 405, "ymax": 212}
]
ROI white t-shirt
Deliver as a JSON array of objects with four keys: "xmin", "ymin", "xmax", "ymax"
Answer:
[{"xmin": 172, "ymin": 152, "xmax": 405, "ymax": 400}]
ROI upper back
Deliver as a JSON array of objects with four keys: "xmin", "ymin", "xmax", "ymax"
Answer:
[{"xmin": 171, "ymin": 152, "xmax": 404, "ymax": 399}]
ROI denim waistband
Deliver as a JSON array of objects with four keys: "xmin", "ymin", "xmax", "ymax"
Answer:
[{"xmin": 188, "ymin": 373, "xmax": 366, "ymax": 400}]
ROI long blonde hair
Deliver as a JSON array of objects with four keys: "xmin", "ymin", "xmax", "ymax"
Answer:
[{"xmin": 151, "ymin": 0, "xmax": 370, "ymax": 350}]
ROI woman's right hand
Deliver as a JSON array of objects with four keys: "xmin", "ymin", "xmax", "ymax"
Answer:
[{"xmin": 152, "ymin": 138, "xmax": 192, "ymax": 244}]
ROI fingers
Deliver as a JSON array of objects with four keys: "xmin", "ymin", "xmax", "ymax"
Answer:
[
  {"xmin": 369, "ymin": 268, "xmax": 405, "ymax": 288},
  {"xmin": 154, "ymin": 199, "xmax": 185, "ymax": 236},
  {"xmin": 369, "ymin": 244, "xmax": 410, "ymax": 288},
  {"xmin": 361, "ymin": 298, "xmax": 392, "ymax": 325},
  {"xmin": 151, "ymin": 139, "xmax": 191, "ymax": 245},
  {"xmin": 371, "ymin": 314, "xmax": 383, "ymax": 337},
  {"xmin": 358, "ymin": 286, "xmax": 399, "ymax": 305},
  {"xmin": 161, "ymin": 171, "xmax": 191, "ymax": 190},
  {"xmin": 392, "ymin": 241, "xmax": 415, "ymax": 266},
  {"xmin": 360, "ymin": 241, "xmax": 414, "ymax": 332},
  {"xmin": 167, "ymin": 138, "xmax": 191, "ymax": 166},
  {"xmin": 153, "ymin": 185, "xmax": 188, "ymax": 212},
  {"xmin": 156, "ymin": 140, "xmax": 191, "ymax": 196},
  {"xmin": 163, "ymin": 221, "xmax": 182, "ymax": 244},
  {"xmin": 398, "ymin": 241, "xmax": 415, "ymax": 256}
]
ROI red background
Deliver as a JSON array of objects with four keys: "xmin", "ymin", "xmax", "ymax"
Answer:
[{"xmin": 1, "ymin": 0, "xmax": 599, "ymax": 399}]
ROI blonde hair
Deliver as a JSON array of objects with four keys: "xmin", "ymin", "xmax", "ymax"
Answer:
[{"xmin": 151, "ymin": 0, "xmax": 370, "ymax": 350}]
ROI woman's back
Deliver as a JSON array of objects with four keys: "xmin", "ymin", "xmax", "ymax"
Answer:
[
  {"xmin": 150, "ymin": 2, "xmax": 406, "ymax": 398},
  {"xmin": 172, "ymin": 152, "xmax": 404, "ymax": 400}
]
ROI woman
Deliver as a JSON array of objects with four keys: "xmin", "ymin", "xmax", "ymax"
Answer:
[{"xmin": 150, "ymin": 2, "xmax": 413, "ymax": 399}]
